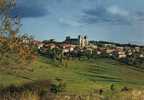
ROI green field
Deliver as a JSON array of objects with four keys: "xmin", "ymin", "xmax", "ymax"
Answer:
[{"xmin": 0, "ymin": 57, "xmax": 144, "ymax": 93}]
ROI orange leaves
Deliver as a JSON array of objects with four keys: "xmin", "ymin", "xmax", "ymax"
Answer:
[
  {"xmin": 0, "ymin": 0, "xmax": 5, "ymax": 8},
  {"xmin": 0, "ymin": 0, "xmax": 16, "ymax": 9},
  {"xmin": 0, "ymin": 0, "xmax": 35, "ymax": 71},
  {"xmin": 0, "ymin": 34, "xmax": 36, "ymax": 67}
]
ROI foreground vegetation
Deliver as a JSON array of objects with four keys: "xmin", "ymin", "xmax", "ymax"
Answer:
[
  {"xmin": 1, "ymin": 57, "xmax": 144, "ymax": 92},
  {"xmin": 0, "ymin": 57, "xmax": 144, "ymax": 99}
]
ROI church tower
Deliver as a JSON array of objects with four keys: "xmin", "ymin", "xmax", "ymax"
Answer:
[
  {"xmin": 84, "ymin": 35, "xmax": 89, "ymax": 46},
  {"xmin": 78, "ymin": 35, "xmax": 88, "ymax": 47},
  {"xmin": 78, "ymin": 35, "xmax": 83, "ymax": 47}
]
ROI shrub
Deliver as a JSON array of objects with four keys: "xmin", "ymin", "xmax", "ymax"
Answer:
[{"xmin": 50, "ymin": 78, "xmax": 66, "ymax": 94}]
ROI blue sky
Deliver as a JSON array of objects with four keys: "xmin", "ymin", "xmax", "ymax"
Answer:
[{"xmin": 12, "ymin": 0, "xmax": 144, "ymax": 44}]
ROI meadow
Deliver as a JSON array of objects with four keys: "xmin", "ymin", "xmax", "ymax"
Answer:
[{"xmin": 0, "ymin": 56, "xmax": 144, "ymax": 94}]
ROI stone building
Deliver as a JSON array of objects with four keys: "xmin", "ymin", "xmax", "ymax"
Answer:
[
  {"xmin": 64, "ymin": 35, "xmax": 89, "ymax": 47},
  {"xmin": 78, "ymin": 35, "xmax": 89, "ymax": 47}
]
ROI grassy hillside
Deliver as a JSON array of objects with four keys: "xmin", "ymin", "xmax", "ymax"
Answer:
[{"xmin": 0, "ymin": 57, "xmax": 144, "ymax": 93}]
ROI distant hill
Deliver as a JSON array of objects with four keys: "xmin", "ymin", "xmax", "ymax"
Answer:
[{"xmin": 89, "ymin": 40, "xmax": 144, "ymax": 47}]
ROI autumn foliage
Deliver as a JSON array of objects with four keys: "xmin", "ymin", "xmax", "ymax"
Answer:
[
  {"xmin": 0, "ymin": 0, "xmax": 36, "ymax": 70},
  {"xmin": 0, "ymin": 0, "xmax": 4, "ymax": 8},
  {"xmin": 0, "ymin": 34, "xmax": 36, "ymax": 65}
]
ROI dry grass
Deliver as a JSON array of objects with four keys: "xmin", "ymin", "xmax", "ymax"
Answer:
[
  {"xmin": 0, "ymin": 86, "xmax": 144, "ymax": 100},
  {"xmin": 20, "ymin": 91, "xmax": 40, "ymax": 100}
]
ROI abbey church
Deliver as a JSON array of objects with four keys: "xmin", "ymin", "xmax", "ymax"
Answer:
[{"xmin": 64, "ymin": 35, "xmax": 89, "ymax": 47}]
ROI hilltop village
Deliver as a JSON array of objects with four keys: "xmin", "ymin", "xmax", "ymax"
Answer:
[{"xmin": 33, "ymin": 35, "xmax": 144, "ymax": 66}]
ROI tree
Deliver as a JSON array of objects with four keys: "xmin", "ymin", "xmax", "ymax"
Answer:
[
  {"xmin": 0, "ymin": 0, "xmax": 4, "ymax": 8},
  {"xmin": 0, "ymin": 0, "xmax": 36, "ymax": 72}
]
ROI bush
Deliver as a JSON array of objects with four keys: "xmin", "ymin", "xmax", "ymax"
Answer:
[{"xmin": 50, "ymin": 79, "xmax": 66, "ymax": 94}]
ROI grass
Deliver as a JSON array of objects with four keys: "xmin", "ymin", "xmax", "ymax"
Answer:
[{"xmin": 0, "ymin": 56, "xmax": 144, "ymax": 94}]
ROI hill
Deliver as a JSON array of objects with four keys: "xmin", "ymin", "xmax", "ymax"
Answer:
[{"xmin": 0, "ymin": 57, "xmax": 144, "ymax": 93}]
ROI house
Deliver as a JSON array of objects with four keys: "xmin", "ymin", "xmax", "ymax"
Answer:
[
  {"xmin": 118, "ymin": 51, "xmax": 127, "ymax": 59},
  {"xmin": 62, "ymin": 44, "xmax": 75, "ymax": 53},
  {"xmin": 32, "ymin": 40, "xmax": 44, "ymax": 49},
  {"xmin": 97, "ymin": 51, "xmax": 102, "ymax": 55},
  {"xmin": 116, "ymin": 47, "xmax": 124, "ymax": 51},
  {"xmin": 44, "ymin": 43, "xmax": 56, "ymax": 49},
  {"xmin": 135, "ymin": 47, "xmax": 140, "ymax": 52},
  {"xmin": 118, "ymin": 54, "xmax": 127, "ymax": 59},
  {"xmin": 139, "ymin": 54, "xmax": 144, "ymax": 58},
  {"xmin": 89, "ymin": 43, "xmax": 98, "ymax": 49},
  {"xmin": 106, "ymin": 49, "xmax": 114, "ymax": 54}
]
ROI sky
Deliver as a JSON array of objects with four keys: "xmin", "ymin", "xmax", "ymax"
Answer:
[{"xmin": 11, "ymin": 0, "xmax": 144, "ymax": 44}]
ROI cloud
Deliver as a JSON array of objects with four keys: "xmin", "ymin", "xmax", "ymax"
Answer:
[
  {"xmin": 59, "ymin": 18, "xmax": 82, "ymax": 27},
  {"xmin": 107, "ymin": 6, "xmax": 129, "ymax": 16},
  {"xmin": 11, "ymin": 6, "xmax": 49, "ymax": 18},
  {"xmin": 11, "ymin": 0, "xmax": 50, "ymax": 18},
  {"xmin": 80, "ymin": 5, "xmax": 144, "ymax": 25}
]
